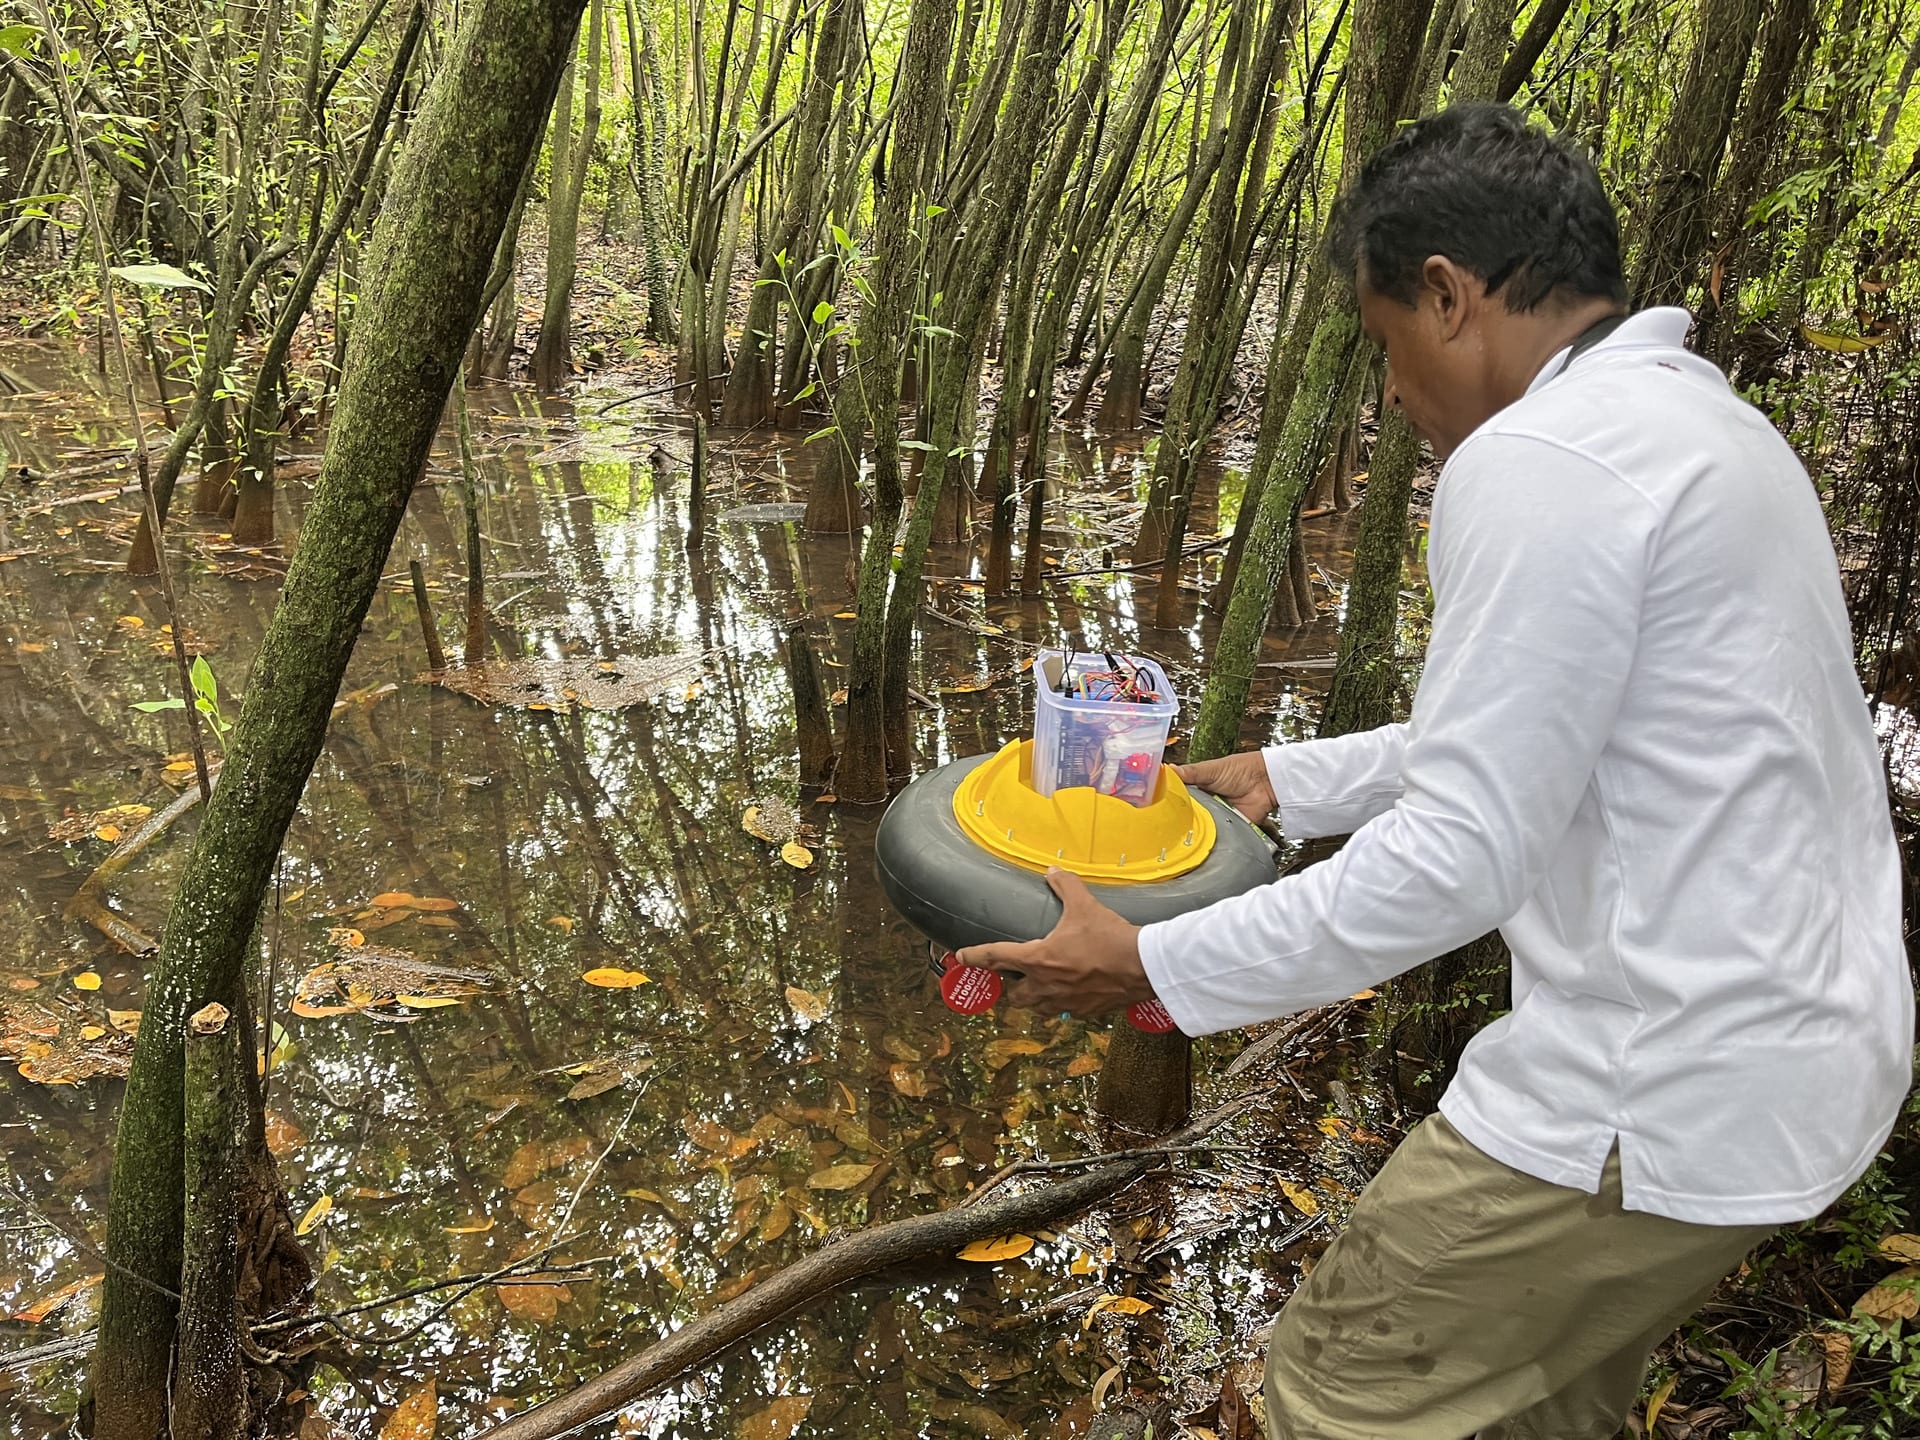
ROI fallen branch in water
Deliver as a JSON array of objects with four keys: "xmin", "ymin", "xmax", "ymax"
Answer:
[
  {"xmin": 477, "ymin": 1093, "xmax": 1260, "ymax": 1440},
  {"xmin": 64, "ymin": 768, "xmax": 219, "ymax": 954}
]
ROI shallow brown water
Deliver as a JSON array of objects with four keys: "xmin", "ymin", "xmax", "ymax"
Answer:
[{"xmin": 0, "ymin": 339, "xmax": 1378, "ymax": 1438}]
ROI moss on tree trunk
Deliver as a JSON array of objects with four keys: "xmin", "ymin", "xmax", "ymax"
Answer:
[{"xmin": 91, "ymin": 4, "xmax": 584, "ymax": 1433}]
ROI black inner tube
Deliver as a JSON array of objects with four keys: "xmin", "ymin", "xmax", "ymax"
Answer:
[{"xmin": 875, "ymin": 753, "xmax": 1279, "ymax": 953}]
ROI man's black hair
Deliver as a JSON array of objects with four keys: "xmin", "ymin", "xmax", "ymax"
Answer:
[{"xmin": 1331, "ymin": 102, "xmax": 1627, "ymax": 312}]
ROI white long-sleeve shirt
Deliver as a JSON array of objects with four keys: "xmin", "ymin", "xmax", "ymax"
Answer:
[{"xmin": 1140, "ymin": 307, "xmax": 1914, "ymax": 1225}]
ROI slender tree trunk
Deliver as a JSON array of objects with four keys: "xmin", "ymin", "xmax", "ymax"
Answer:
[
  {"xmin": 1192, "ymin": 0, "xmax": 1436, "ymax": 759},
  {"xmin": 233, "ymin": 1, "xmax": 426, "ymax": 546},
  {"xmin": 832, "ymin": 0, "xmax": 959, "ymax": 803},
  {"xmin": 532, "ymin": 0, "xmax": 605, "ymax": 392},
  {"xmin": 91, "ymin": 6, "xmax": 583, "ymax": 1435},
  {"xmin": 1625, "ymin": 0, "xmax": 1772, "ymax": 308}
]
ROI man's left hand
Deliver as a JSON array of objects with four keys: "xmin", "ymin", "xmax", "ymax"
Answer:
[{"xmin": 955, "ymin": 868, "xmax": 1155, "ymax": 1017}]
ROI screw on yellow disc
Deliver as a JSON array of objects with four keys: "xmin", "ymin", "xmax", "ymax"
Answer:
[{"xmin": 950, "ymin": 740, "xmax": 1216, "ymax": 885}]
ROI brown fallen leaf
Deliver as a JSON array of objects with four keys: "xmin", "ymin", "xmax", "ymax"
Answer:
[
  {"xmin": 265, "ymin": 1111, "xmax": 306, "ymax": 1156},
  {"xmin": 497, "ymin": 1280, "xmax": 571, "ymax": 1323},
  {"xmin": 983, "ymin": 1037, "xmax": 1045, "ymax": 1071},
  {"xmin": 806, "ymin": 1162, "xmax": 877, "ymax": 1191},
  {"xmin": 11, "ymin": 1271, "xmax": 104, "ymax": 1323},
  {"xmin": 1854, "ymin": 1266, "xmax": 1920, "ymax": 1324},
  {"xmin": 378, "ymin": 1378, "xmax": 437, "ymax": 1440},
  {"xmin": 740, "ymin": 1394, "xmax": 813, "ymax": 1440},
  {"xmin": 1878, "ymin": 1233, "xmax": 1920, "ymax": 1263},
  {"xmin": 784, "ymin": 986, "xmax": 828, "ymax": 1022},
  {"xmin": 1817, "ymin": 1329, "xmax": 1855, "ymax": 1393}
]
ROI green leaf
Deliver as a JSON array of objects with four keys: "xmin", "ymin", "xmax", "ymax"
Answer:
[
  {"xmin": 831, "ymin": 223, "xmax": 852, "ymax": 252},
  {"xmin": 0, "ymin": 23, "xmax": 38, "ymax": 54},
  {"xmin": 899, "ymin": 440, "xmax": 935, "ymax": 452},
  {"xmin": 920, "ymin": 324, "xmax": 959, "ymax": 339},
  {"xmin": 923, "ymin": 203, "xmax": 947, "ymax": 218},
  {"xmin": 189, "ymin": 654, "xmax": 217, "ymax": 703},
  {"xmin": 131, "ymin": 699, "xmax": 186, "ymax": 713},
  {"xmin": 804, "ymin": 425, "xmax": 839, "ymax": 444},
  {"xmin": 792, "ymin": 380, "xmax": 818, "ymax": 401},
  {"xmin": 811, "ymin": 301, "xmax": 834, "ymax": 325},
  {"xmin": 110, "ymin": 262, "xmax": 210, "ymax": 294}
]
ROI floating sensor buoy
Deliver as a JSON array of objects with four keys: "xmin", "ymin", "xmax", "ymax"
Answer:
[{"xmin": 876, "ymin": 737, "xmax": 1276, "ymax": 959}]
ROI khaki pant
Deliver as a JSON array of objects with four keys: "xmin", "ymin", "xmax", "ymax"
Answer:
[{"xmin": 1264, "ymin": 1114, "xmax": 1775, "ymax": 1440}]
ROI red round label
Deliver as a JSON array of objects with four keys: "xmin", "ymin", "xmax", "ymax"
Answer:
[
  {"xmin": 1127, "ymin": 999, "xmax": 1177, "ymax": 1033},
  {"xmin": 940, "ymin": 964, "xmax": 1003, "ymax": 1014}
]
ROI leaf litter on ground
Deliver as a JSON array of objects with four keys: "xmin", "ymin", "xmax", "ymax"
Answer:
[
  {"xmin": 291, "ymin": 938, "xmax": 493, "ymax": 1021},
  {"xmin": 425, "ymin": 650, "xmax": 710, "ymax": 712}
]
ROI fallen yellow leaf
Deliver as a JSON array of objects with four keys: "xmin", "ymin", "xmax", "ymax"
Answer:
[
  {"xmin": 1644, "ymin": 1373, "xmax": 1678, "ymax": 1431},
  {"xmin": 547, "ymin": 915, "xmax": 575, "ymax": 933},
  {"xmin": 79, "ymin": 1025, "xmax": 105, "ymax": 1041},
  {"xmin": 72, "ymin": 971, "xmax": 102, "ymax": 992},
  {"xmin": 780, "ymin": 841, "xmax": 814, "ymax": 869},
  {"xmin": 94, "ymin": 824, "xmax": 122, "ymax": 843},
  {"xmin": 116, "ymin": 614, "xmax": 145, "ymax": 629},
  {"xmin": 397, "ymin": 994, "xmax": 463, "ymax": 1008},
  {"xmin": 1066, "ymin": 1052, "xmax": 1102, "ymax": 1077},
  {"xmin": 582, "ymin": 967, "xmax": 651, "ymax": 989},
  {"xmin": 1280, "ymin": 1181, "xmax": 1320, "ymax": 1216},
  {"xmin": 328, "ymin": 927, "xmax": 366, "ymax": 948},
  {"xmin": 370, "ymin": 892, "xmax": 417, "ymax": 908},
  {"xmin": 444, "ymin": 1216, "xmax": 495, "ymax": 1234},
  {"xmin": 958, "ymin": 1233, "xmax": 1034, "ymax": 1262},
  {"xmin": 294, "ymin": 1194, "xmax": 333, "ymax": 1235},
  {"xmin": 742, "ymin": 806, "xmax": 777, "ymax": 842},
  {"xmin": 1083, "ymin": 1293, "xmax": 1154, "ymax": 1328}
]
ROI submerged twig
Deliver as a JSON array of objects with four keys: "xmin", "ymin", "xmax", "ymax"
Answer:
[{"xmin": 64, "ymin": 769, "xmax": 220, "ymax": 954}]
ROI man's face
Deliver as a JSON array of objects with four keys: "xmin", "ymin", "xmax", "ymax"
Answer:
[{"xmin": 1355, "ymin": 259, "xmax": 1486, "ymax": 460}]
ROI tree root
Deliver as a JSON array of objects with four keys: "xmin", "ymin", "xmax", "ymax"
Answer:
[{"xmin": 479, "ymin": 1093, "xmax": 1259, "ymax": 1440}]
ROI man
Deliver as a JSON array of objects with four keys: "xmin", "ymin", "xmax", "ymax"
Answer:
[{"xmin": 957, "ymin": 104, "xmax": 1914, "ymax": 1439}]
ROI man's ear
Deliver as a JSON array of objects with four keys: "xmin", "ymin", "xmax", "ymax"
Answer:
[{"xmin": 1421, "ymin": 255, "xmax": 1477, "ymax": 342}]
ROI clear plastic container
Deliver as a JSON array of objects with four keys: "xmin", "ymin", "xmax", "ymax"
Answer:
[{"xmin": 1031, "ymin": 650, "xmax": 1179, "ymax": 807}]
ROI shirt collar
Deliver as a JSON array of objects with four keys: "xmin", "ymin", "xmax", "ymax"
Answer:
[{"xmin": 1524, "ymin": 306, "xmax": 1692, "ymax": 397}]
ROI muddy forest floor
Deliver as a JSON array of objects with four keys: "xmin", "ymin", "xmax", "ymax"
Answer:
[{"xmin": 0, "ymin": 239, "xmax": 1916, "ymax": 1440}]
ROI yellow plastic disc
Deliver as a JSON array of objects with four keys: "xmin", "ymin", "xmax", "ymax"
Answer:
[{"xmin": 951, "ymin": 740, "xmax": 1216, "ymax": 885}]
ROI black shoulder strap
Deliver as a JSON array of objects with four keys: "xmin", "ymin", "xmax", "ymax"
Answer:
[{"xmin": 1551, "ymin": 312, "xmax": 1631, "ymax": 380}]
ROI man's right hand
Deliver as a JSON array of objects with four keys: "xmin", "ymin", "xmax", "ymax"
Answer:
[{"xmin": 1169, "ymin": 751, "xmax": 1277, "ymax": 825}]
